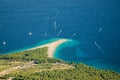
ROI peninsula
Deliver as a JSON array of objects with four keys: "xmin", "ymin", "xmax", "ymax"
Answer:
[
  {"xmin": 27, "ymin": 39, "xmax": 68, "ymax": 58},
  {"xmin": 0, "ymin": 38, "xmax": 120, "ymax": 80}
]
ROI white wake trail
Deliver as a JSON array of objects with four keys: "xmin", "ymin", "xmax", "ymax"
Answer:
[
  {"xmin": 57, "ymin": 29, "xmax": 63, "ymax": 36},
  {"xmin": 94, "ymin": 41, "xmax": 104, "ymax": 53},
  {"xmin": 98, "ymin": 28, "xmax": 103, "ymax": 32},
  {"xmin": 53, "ymin": 9, "xmax": 59, "ymax": 19},
  {"xmin": 71, "ymin": 33, "xmax": 77, "ymax": 38},
  {"xmin": 53, "ymin": 21, "xmax": 57, "ymax": 31}
]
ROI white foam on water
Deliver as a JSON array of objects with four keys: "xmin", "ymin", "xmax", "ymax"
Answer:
[
  {"xmin": 28, "ymin": 31, "xmax": 32, "ymax": 36},
  {"xmin": 3, "ymin": 40, "xmax": 6, "ymax": 45}
]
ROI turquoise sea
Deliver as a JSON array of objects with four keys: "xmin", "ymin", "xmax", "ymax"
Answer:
[{"xmin": 0, "ymin": 0, "xmax": 120, "ymax": 72}]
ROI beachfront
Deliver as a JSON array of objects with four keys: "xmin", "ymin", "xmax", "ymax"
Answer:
[{"xmin": 26, "ymin": 39, "xmax": 68, "ymax": 58}]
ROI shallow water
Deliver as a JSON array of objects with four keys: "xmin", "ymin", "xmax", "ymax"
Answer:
[{"xmin": 0, "ymin": 0, "xmax": 120, "ymax": 72}]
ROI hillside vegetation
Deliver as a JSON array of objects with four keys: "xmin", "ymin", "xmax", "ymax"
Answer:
[{"xmin": 0, "ymin": 47, "xmax": 120, "ymax": 80}]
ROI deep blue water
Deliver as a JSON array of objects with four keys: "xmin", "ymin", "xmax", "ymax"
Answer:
[{"xmin": 0, "ymin": 0, "xmax": 120, "ymax": 72}]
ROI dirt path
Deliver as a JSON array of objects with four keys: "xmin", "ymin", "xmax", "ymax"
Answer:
[
  {"xmin": 0, "ymin": 62, "xmax": 74, "ymax": 79},
  {"xmin": 0, "ymin": 61, "xmax": 35, "ymax": 77}
]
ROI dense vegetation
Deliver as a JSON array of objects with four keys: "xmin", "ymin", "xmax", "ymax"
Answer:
[
  {"xmin": 2, "ymin": 63, "xmax": 120, "ymax": 80},
  {"xmin": 0, "ymin": 47, "xmax": 62, "ymax": 63},
  {"xmin": 0, "ymin": 47, "xmax": 120, "ymax": 80}
]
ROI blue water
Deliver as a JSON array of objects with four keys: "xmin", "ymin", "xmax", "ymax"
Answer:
[
  {"xmin": 0, "ymin": 0, "xmax": 120, "ymax": 72},
  {"xmin": 6, "ymin": 38, "xmax": 62, "ymax": 54}
]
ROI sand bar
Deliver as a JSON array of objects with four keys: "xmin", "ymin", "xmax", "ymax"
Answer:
[{"xmin": 26, "ymin": 39, "xmax": 68, "ymax": 57}]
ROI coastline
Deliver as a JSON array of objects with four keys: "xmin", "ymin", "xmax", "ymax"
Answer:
[
  {"xmin": 1, "ymin": 38, "xmax": 120, "ymax": 73},
  {"xmin": 26, "ymin": 39, "xmax": 68, "ymax": 58}
]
